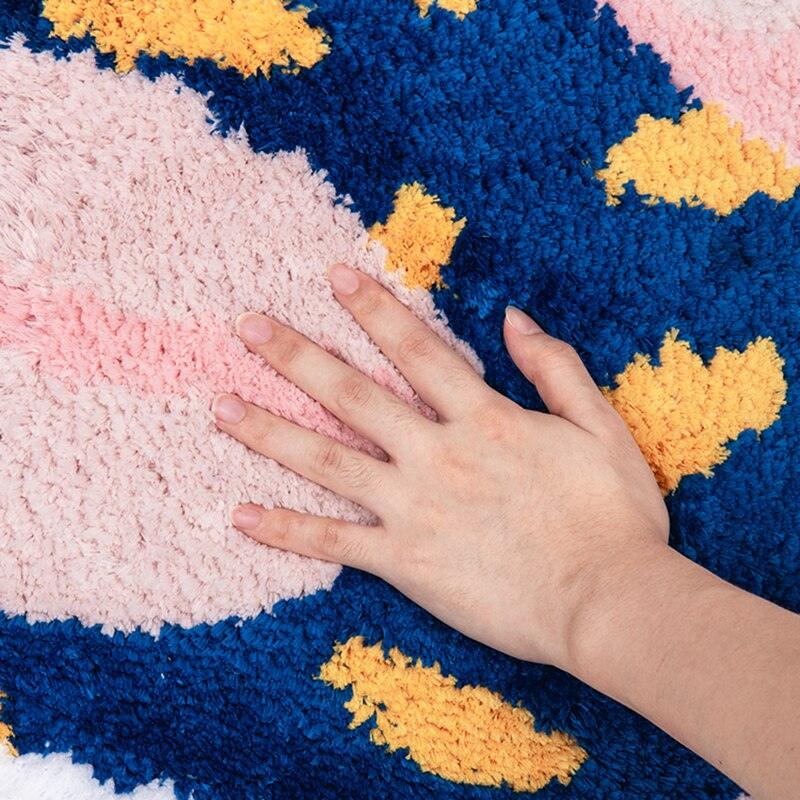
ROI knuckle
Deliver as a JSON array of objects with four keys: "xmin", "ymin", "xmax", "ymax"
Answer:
[
  {"xmin": 316, "ymin": 523, "xmax": 367, "ymax": 567},
  {"xmin": 532, "ymin": 339, "xmax": 585, "ymax": 385},
  {"xmin": 313, "ymin": 440, "xmax": 345, "ymax": 474},
  {"xmin": 319, "ymin": 522, "xmax": 341, "ymax": 556},
  {"xmin": 273, "ymin": 331, "xmax": 304, "ymax": 367},
  {"xmin": 340, "ymin": 456, "xmax": 378, "ymax": 492},
  {"xmin": 386, "ymin": 401, "xmax": 422, "ymax": 435},
  {"xmin": 443, "ymin": 362, "xmax": 478, "ymax": 392},
  {"xmin": 336, "ymin": 375, "xmax": 373, "ymax": 411},
  {"xmin": 265, "ymin": 509, "xmax": 297, "ymax": 547},
  {"xmin": 537, "ymin": 338, "xmax": 578, "ymax": 368},
  {"xmin": 397, "ymin": 327, "xmax": 437, "ymax": 364},
  {"xmin": 335, "ymin": 531, "xmax": 367, "ymax": 566},
  {"xmin": 249, "ymin": 411, "xmax": 277, "ymax": 451},
  {"xmin": 353, "ymin": 286, "xmax": 385, "ymax": 318},
  {"xmin": 434, "ymin": 442, "xmax": 472, "ymax": 482},
  {"xmin": 472, "ymin": 397, "xmax": 514, "ymax": 441}
]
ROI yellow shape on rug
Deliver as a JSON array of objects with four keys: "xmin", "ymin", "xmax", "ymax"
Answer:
[
  {"xmin": 370, "ymin": 182, "xmax": 466, "ymax": 289},
  {"xmin": 0, "ymin": 693, "xmax": 17, "ymax": 758},
  {"xmin": 415, "ymin": 0, "xmax": 478, "ymax": 19},
  {"xmin": 604, "ymin": 331, "xmax": 786, "ymax": 493},
  {"xmin": 597, "ymin": 104, "xmax": 800, "ymax": 215},
  {"xmin": 319, "ymin": 636, "xmax": 586, "ymax": 792},
  {"xmin": 42, "ymin": 0, "xmax": 329, "ymax": 75}
]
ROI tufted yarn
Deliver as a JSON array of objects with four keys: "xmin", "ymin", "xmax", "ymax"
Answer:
[
  {"xmin": 318, "ymin": 636, "xmax": 588, "ymax": 791},
  {"xmin": 0, "ymin": 748, "xmax": 180, "ymax": 800},
  {"xmin": 0, "ymin": 0, "xmax": 797, "ymax": 798},
  {"xmin": 606, "ymin": 0, "xmax": 800, "ymax": 162},
  {"xmin": 40, "ymin": 0, "xmax": 330, "ymax": 75},
  {"xmin": 0, "ymin": 40, "xmax": 476, "ymax": 633}
]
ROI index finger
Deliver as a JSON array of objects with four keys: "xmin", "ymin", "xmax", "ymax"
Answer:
[{"xmin": 327, "ymin": 263, "xmax": 485, "ymax": 420}]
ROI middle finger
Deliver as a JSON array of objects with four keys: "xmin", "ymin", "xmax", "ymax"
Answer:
[{"xmin": 236, "ymin": 312, "xmax": 429, "ymax": 454}]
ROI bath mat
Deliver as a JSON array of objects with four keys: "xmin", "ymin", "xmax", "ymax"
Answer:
[{"xmin": 0, "ymin": 1, "xmax": 796, "ymax": 797}]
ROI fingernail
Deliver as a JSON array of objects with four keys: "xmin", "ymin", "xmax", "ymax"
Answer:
[
  {"xmin": 232, "ymin": 504, "xmax": 262, "ymax": 529},
  {"xmin": 237, "ymin": 313, "xmax": 272, "ymax": 346},
  {"xmin": 505, "ymin": 305, "xmax": 542, "ymax": 335},
  {"xmin": 328, "ymin": 263, "xmax": 360, "ymax": 295},
  {"xmin": 212, "ymin": 394, "xmax": 247, "ymax": 424}
]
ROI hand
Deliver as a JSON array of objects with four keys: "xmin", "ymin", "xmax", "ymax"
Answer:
[
  {"xmin": 212, "ymin": 263, "xmax": 669, "ymax": 668},
  {"xmin": 212, "ymin": 266, "xmax": 800, "ymax": 798}
]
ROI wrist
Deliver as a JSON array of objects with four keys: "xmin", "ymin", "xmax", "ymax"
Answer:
[{"xmin": 555, "ymin": 539, "xmax": 692, "ymax": 682}]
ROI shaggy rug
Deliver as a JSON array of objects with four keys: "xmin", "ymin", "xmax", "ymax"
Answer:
[{"xmin": 0, "ymin": 1, "xmax": 796, "ymax": 797}]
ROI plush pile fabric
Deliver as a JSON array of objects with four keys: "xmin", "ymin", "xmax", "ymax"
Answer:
[{"xmin": 0, "ymin": 1, "xmax": 796, "ymax": 798}]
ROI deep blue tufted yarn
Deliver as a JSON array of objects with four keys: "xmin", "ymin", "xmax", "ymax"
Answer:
[{"xmin": 0, "ymin": 0, "xmax": 797, "ymax": 797}]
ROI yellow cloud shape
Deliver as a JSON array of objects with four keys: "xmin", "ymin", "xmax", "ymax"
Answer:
[
  {"xmin": 415, "ymin": 0, "xmax": 478, "ymax": 19},
  {"xmin": 319, "ymin": 636, "xmax": 586, "ymax": 792},
  {"xmin": 42, "ymin": 0, "xmax": 329, "ymax": 76},
  {"xmin": 604, "ymin": 331, "xmax": 786, "ymax": 493},
  {"xmin": 597, "ymin": 105, "xmax": 800, "ymax": 215},
  {"xmin": 369, "ymin": 182, "xmax": 466, "ymax": 290}
]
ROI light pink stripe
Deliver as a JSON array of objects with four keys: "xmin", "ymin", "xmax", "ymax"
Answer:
[
  {"xmin": 605, "ymin": 0, "xmax": 800, "ymax": 163},
  {"xmin": 662, "ymin": 0, "xmax": 800, "ymax": 33}
]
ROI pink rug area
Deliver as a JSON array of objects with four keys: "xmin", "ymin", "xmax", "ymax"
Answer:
[
  {"xmin": 603, "ymin": 0, "xmax": 800, "ymax": 163},
  {"xmin": 0, "ymin": 39, "xmax": 479, "ymax": 634}
]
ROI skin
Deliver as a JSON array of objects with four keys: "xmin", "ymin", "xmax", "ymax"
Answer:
[{"xmin": 212, "ymin": 262, "xmax": 800, "ymax": 799}]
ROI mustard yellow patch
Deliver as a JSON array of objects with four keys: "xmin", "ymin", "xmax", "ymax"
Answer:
[
  {"xmin": 369, "ymin": 182, "xmax": 466, "ymax": 289},
  {"xmin": 604, "ymin": 331, "xmax": 786, "ymax": 493},
  {"xmin": 42, "ymin": 0, "xmax": 329, "ymax": 76},
  {"xmin": 0, "ymin": 693, "xmax": 17, "ymax": 758},
  {"xmin": 596, "ymin": 104, "xmax": 800, "ymax": 215},
  {"xmin": 415, "ymin": 0, "xmax": 478, "ymax": 19},
  {"xmin": 319, "ymin": 636, "xmax": 587, "ymax": 792}
]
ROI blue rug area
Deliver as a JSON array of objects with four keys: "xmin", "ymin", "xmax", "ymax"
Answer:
[{"xmin": 0, "ymin": 0, "xmax": 797, "ymax": 797}]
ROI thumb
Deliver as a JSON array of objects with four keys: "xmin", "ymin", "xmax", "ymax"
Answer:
[{"xmin": 503, "ymin": 306, "xmax": 614, "ymax": 432}]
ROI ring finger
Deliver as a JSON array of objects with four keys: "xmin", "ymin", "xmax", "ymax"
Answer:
[{"xmin": 212, "ymin": 393, "xmax": 393, "ymax": 510}]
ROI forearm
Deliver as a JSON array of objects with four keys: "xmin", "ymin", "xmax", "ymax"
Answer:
[{"xmin": 566, "ymin": 543, "xmax": 800, "ymax": 799}]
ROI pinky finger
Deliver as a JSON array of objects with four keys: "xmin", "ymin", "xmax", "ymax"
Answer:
[{"xmin": 231, "ymin": 504, "xmax": 387, "ymax": 574}]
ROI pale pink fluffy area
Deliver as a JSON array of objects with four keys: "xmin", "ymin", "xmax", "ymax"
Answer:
[
  {"xmin": 1, "ymin": 350, "xmax": 344, "ymax": 634},
  {"xmin": 603, "ymin": 0, "xmax": 800, "ymax": 163},
  {"xmin": 660, "ymin": 0, "xmax": 800, "ymax": 33},
  {"xmin": 0, "ymin": 40, "xmax": 481, "ymax": 633}
]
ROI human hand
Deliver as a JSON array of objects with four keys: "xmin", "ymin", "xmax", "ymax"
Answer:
[
  {"xmin": 211, "ymin": 266, "xmax": 800, "ymax": 798},
  {"xmin": 212, "ymin": 263, "xmax": 669, "ymax": 669}
]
